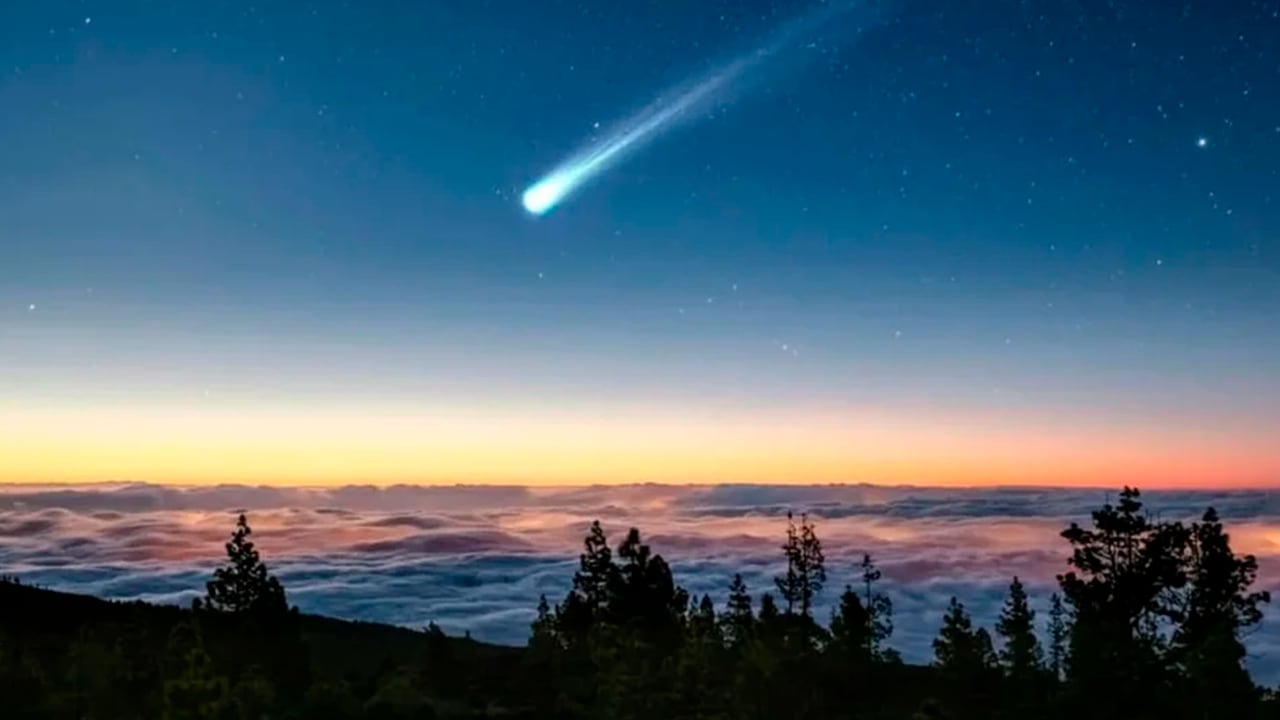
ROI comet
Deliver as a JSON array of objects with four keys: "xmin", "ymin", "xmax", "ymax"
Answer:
[{"xmin": 521, "ymin": 1, "xmax": 879, "ymax": 216}]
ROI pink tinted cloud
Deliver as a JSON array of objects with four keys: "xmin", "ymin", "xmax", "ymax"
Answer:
[{"xmin": 2, "ymin": 482, "xmax": 1277, "ymax": 683}]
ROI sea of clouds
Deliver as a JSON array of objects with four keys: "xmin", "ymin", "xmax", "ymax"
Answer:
[{"xmin": 1, "ymin": 483, "xmax": 1277, "ymax": 683}]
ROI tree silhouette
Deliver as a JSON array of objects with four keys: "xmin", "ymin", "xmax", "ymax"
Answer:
[
  {"xmin": 557, "ymin": 520, "xmax": 616, "ymax": 644},
  {"xmin": 757, "ymin": 592, "xmax": 780, "ymax": 626},
  {"xmin": 530, "ymin": 594, "xmax": 558, "ymax": 649},
  {"xmin": 200, "ymin": 514, "xmax": 287, "ymax": 616},
  {"xmin": 612, "ymin": 527, "xmax": 688, "ymax": 638},
  {"xmin": 1057, "ymin": 487, "xmax": 1188, "ymax": 717},
  {"xmin": 932, "ymin": 597, "xmax": 996, "ymax": 674},
  {"xmin": 1046, "ymin": 591, "xmax": 1068, "ymax": 681},
  {"xmin": 775, "ymin": 512, "xmax": 826, "ymax": 620},
  {"xmin": 829, "ymin": 566, "xmax": 895, "ymax": 667},
  {"xmin": 860, "ymin": 554, "xmax": 895, "ymax": 661},
  {"xmin": 575, "ymin": 520, "xmax": 615, "ymax": 609},
  {"xmin": 720, "ymin": 574, "xmax": 755, "ymax": 648},
  {"xmin": 1172, "ymin": 507, "xmax": 1271, "ymax": 717},
  {"xmin": 995, "ymin": 577, "xmax": 1043, "ymax": 678},
  {"xmin": 932, "ymin": 597, "xmax": 996, "ymax": 720}
]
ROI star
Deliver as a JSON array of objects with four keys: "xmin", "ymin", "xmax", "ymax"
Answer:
[
  {"xmin": 27, "ymin": 303, "xmax": 36, "ymax": 311},
  {"xmin": 84, "ymin": 17, "xmax": 91, "ymax": 24},
  {"xmin": 1197, "ymin": 137, "xmax": 1208, "ymax": 148}
]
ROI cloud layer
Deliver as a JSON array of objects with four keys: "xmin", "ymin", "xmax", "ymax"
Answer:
[{"xmin": 3, "ymin": 483, "xmax": 1278, "ymax": 683}]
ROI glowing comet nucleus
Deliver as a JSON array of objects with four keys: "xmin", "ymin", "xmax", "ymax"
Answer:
[
  {"xmin": 521, "ymin": 61, "xmax": 745, "ymax": 216},
  {"xmin": 521, "ymin": 1, "xmax": 871, "ymax": 216}
]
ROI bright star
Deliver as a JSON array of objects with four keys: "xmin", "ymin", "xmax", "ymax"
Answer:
[{"xmin": 1197, "ymin": 137, "xmax": 1208, "ymax": 148}]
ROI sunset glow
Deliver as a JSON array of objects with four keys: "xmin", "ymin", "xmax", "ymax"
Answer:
[{"xmin": 3, "ymin": 401, "xmax": 1275, "ymax": 487}]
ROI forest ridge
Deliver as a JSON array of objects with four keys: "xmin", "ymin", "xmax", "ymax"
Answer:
[{"xmin": 0, "ymin": 486, "xmax": 1276, "ymax": 719}]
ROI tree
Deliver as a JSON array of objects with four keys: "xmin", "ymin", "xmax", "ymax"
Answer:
[
  {"xmin": 932, "ymin": 597, "xmax": 996, "ymax": 675},
  {"xmin": 932, "ymin": 597, "xmax": 997, "ymax": 720},
  {"xmin": 575, "ymin": 520, "xmax": 616, "ymax": 611},
  {"xmin": 774, "ymin": 512, "xmax": 826, "ymax": 619},
  {"xmin": 995, "ymin": 577, "xmax": 1043, "ymax": 678},
  {"xmin": 1172, "ymin": 508, "xmax": 1271, "ymax": 716},
  {"xmin": 758, "ymin": 593, "xmax": 780, "ymax": 626},
  {"xmin": 612, "ymin": 528, "xmax": 688, "ymax": 635},
  {"xmin": 557, "ymin": 520, "xmax": 616, "ymax": 642},
  {"xmin": 1046, "ymin": 592, "xmax": 1068, "ymax": 681},
  {"xmin": 200, "ymin": 514, "xmax": 287, "ymax": 616},
  {"xmin": 720, "ymin": 574, "xmax": 755, "ymax": 648},
  {"xmin": 1056, "ymin": 487, "xmax": 1190, "ymax": 719},
  {"xmin": 860, "ymin": 554, "xmax": 895, "ymax": 661},
  {"xmin": 830, "ymin": 582, "xmax": 895, "ymax": 666},
  {"xmin": 530, "ymin": 594, "xmax": 558, "ymax": 649}
]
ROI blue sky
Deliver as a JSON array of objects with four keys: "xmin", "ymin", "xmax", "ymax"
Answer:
[{"xmin": 2, "ymin": 1, "xmax": 1278, "ymax": 486}]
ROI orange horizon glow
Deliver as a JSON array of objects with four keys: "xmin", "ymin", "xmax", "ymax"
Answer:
[{"xmin": 2, "ymin": 402, "xmax": 1276, "ymax": 489}]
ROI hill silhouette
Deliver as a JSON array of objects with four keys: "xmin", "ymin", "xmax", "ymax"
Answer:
[{"xmin": 1, "ymin": 486, "xmax": 1276, "ymax": 719}]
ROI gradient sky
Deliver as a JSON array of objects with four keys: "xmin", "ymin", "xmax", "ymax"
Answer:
[{"xmin": 2, "ymin": 0, "xmax": 1278, "ymax": 487}]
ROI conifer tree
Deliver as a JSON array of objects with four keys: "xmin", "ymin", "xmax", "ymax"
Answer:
[
  {"xmin": 775, "ymin": 512, "xmax": 826, "ymax": 619},
  {"xmin": 201, "ymin": 514, "xmax": 287, "ymax": 616},
  {"xmin": 932, "ymin": 597, "xmax": 996, "ymax": 673},
  {"xmin": 530, "ymin": 594, "xmax": 558, "ymax": 649},
  {"xmin": 1173, "ymin": 508, "xmax": 1271, "ymax": 715},
  {"xmin": 1057, "ymin": 487, "xmax": 1188, "ymax": 709},
  {"xmin": 574, "ymin": 521, "xmax": 615, "ymax": 612},
  {"xmin": 558, "ymin": 520, "xmax": 615, "ymax": 641},
  {"xmin": 720, "ymin": 573, "xmax": 755, "ymax": 648},
  {"xmin": 860, "ymin": 553, "xmax": 895, "ymax": 660},
  {"xmin": 995, "ymin": 577, "xmax": 1043, "ymax": 678},
  {"xmin": 1046, "ymin": 592, "xmax": 1068, "ymax": 681}
]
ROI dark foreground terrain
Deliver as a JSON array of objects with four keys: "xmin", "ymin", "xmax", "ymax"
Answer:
[{"xmin": 1, "ymin": 486, "xmax": 1277, "ymax": 719}]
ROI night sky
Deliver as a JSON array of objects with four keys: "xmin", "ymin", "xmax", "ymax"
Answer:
[{"xmin": 3, "ymin": 0, "xmax": 1278, "ymax": 487}]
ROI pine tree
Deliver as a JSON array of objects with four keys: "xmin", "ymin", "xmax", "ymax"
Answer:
[
  {"xmin": 776, "ymin": 513, "xmax": 803, "ymax": 615},
  {"xmin": 1057, "ymin": 487, "xmax": 1188, "ymax": 707},
  {"xmin": 1173, "ymin": 508, "xmax": 1271, "ymax": 716},
  {"xmin": 931, "ymin": 597, "xmax": 997, "ymax": 720},
  {"xmin": 558, "ymin": 520, "xmax": 616, "ymax": 641},
  {"xmin": 575, "ymin": 521, "xmax": 615, "ymax": 611},
  {"xmin": 201, "ymin": 514, "xmax": 287, "ymax": 616},
  {"xmin": 774, "ymin": 512, "xmax": 826, "ymax": 619},
  {"xmin": 530, "ymin": 594, "xmax": 558, "ymax": 649},
  {"xmin": 612, "ymin": 527, "xmax": 688, "ymax": 639},
  {"xmin": 860, "ymin": 554, "xmax": 894, "ymax": 660},
  {"xmin": 799, "ymin": 513, "xmax": 826, "ymax": 617},
  {"xmin": 720, "ymin": 574, "xmax": 755, "ymax": 648},
  {"xmin": 831, "ymin": 568, "xmax": 896, "ymax": 667},
  {"xmin": 689, "ymin": 594, "xmax": 720, "ymax": 642},
  {"xmin": 758, "ymin": 593, "xmax": 780, "ymax": 627},
  {"xmin": 995, "ymin": 577, "xmax": 1043, "ymax": 678},
  {"xmin": 830, "ymin": 586, "xmax": 870, "ymax": 659},
  {"xmin": 932, "ymin": 597, "xmax": 996, "ymax": 674},
  {"xmin": 1046, "ymin": 592, "xmax": 1068, "ymax": 681}
]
